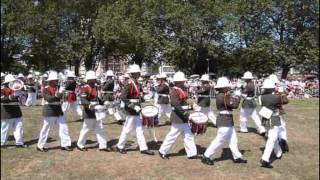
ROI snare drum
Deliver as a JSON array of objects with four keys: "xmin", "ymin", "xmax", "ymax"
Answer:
[
  {"xmin": 141, "ymin": 105, "xmax": 159, "ymax": 127},
  {"xmin": 189, "ymin": 112, "xmax": 208, "ymax": 135},
  {"xmin": 95, "ymin": 105, "xmax": 107, "ymax": 121}
]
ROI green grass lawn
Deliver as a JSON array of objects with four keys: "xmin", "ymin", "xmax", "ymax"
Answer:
[{"xmin": 1, "ymin": 99, "xmax": 319, "ymax": 180}]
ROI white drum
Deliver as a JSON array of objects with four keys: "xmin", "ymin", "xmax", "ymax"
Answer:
[
  {"xmin": 114, "ymin": 111, "xmax": 122, "ymax": 121},
  {"xmin": 108, "ymin": 107, "xmax": 114, "ymax": 115},
  {"xmin": 95, "ymin": 105, "xmax": 107, "ymax": 121},
  {"xmin": 189, "ymin": 112, "xmax": 208, "ymax": 135},
  {"xmin": 141, "ymin": 105, "xmax": 159, "ymax": 127}
]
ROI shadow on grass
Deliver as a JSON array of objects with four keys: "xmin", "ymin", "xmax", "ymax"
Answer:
[
  {"xmin": 67, "ymin": 119, "xmax": 84, "ymax": 123},
  {"xmin": 103, "ymin": 121, "xmax": 124, "ymax": 126},
  {"xmin": 24, "ymin": 137, "xmax": 56, "ymax": 146},
  {"xmin": 168, "ymin": 144, "xmax": 207, "ymax": 157},
  {"xmin": 259, "ymin": 146, "xmax": 282, "ymax": 164},
  {"xmin": 107, "ymin": 139, "xmax": 119, "ymax": 148},
  {"xmin": 207, "ymin": 123, "xmax": 217, "ymax": 128},
  {"xmin": 213, "ymin": 148, "xmax": 247, "ymax": 162},
  {"xmin": 147, "ymin": 141, "xmax": 163, "ymax": 151}
]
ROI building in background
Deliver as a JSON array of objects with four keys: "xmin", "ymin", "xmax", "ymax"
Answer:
[{"xmin": 77, "ymin": 54, "xmax": 155, "ymax": 76}]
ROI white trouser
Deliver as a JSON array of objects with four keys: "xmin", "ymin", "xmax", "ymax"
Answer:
[
  {"xmin": 61, "ymin": 101, "xmax": 83, "ymax": 119},
  {"xmin": 159, "ymin": 123, "xmax": 197, "ymax": 157},
  {"xmin": 157, "ymin": 104, "xmax": 171, "ymax": 120},
  {"xmin": 239, "ymin": 108, "xmax": 266, "ymax": 133},
  {"xmin": 41, "ymin": 98, "xmax": 45, "ymax": 106},
  {"xmin": 204, "ymin": 127, "xmax": 242, "ymax": 160},
  {"xmin": 199, "ymin": 107, "xmax": 216, "ymax": 126},
  {"xmin": 1, "ymin": 118, "xmax": 24, "ymax": 145},
  {"xmin": 262, "ymin": 126, "xmax": 282, "ymax": 162},
  {"xmin": 77, "ymin": 118, "xmax": 107, "ymax": 149},
  {"xmin": 279, "ymin": 115, "xmax": 287, "ymax": 141},
  {"xmin": 37, "ymin": 116, "xmax": 71, "ymax": 148},
  {"xmin": 25, "ymin": 92, "xmax": 37, "ymax": 106},
  {"xmin": 117, "ymin": 115, "xmax": 148, "ymax": 151}
]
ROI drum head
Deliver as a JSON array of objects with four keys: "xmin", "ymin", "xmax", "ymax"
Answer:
[
  {"xmin": 189, "ymin": 112, "xmax": 208, "ymax": 123},
  {"xmin": 95, "ymin": 105, "xmax": 106, "ymax": 111},
  {"xmin": 143, "ymin": 94, "xmax": 152, "ymax": 101},
  {"xmin": 141, "ymin": 106, "xmax": 158, "ymax": 117}
]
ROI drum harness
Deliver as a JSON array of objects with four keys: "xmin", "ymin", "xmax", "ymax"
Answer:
[{"xmin": 258, "ymin": 95, "xmax": 283, "ymax": 136}]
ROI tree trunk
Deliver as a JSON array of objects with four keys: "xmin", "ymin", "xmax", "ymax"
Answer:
[
  {"xmin": 85, "ymin": 54, "xmax": 94, "ymax": 71},
  {"xmin": 74, "ymin": 59, "xmax": 80, "ymax": 76},
  {"xmin": 281, "ymin": 65, "xmax": 290, "ymax": 79}
]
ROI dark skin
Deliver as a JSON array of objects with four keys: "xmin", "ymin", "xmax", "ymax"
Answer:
[
  {"xmin": 201, "ymin": 80, "xmax": 210, "ymax": 87},
  {"xmin": 48, "ymin": 80, "xmax": 58, "ymax": 87},
  {"xmin": 130, "ymin": 72, "xmax": 140, "ymax": 80},
  {"xmin": 87, "ymin": 79, "xmax": 96, "ymax": 87},
  {"xmin": 67, "ymin": 77, "xmax": 75, "ymax": 81},
  {"xmin": 106, "ymin": 76, "xmax": 113, "ymax": 80},
  {"xmin": 27, "ymin": 78, "xmax": 34, "ymax": 84},
  {"xmin": 174, "ymin": 81, "xmax": 185, "ymax": 87},
  {"xmin": 158, "ymin": 78, "xmax": 166, "ymax": 85},
  {"xmin": 217, "ymin": 87, "xmax": 231, "ymax": 94}
]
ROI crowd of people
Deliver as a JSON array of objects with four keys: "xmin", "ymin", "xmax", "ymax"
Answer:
[{"xmin": 1, "ymin": 65, "xmax": 313, "ymax": 168}]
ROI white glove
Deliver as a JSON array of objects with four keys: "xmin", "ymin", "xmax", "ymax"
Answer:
[
  {"xmin": 104, "ymin": 101, "xmax": 111, "ymax": 106},
  {"xmin": 89, "ymin": 102, "xmax": 98, "ymax": 109},
  {"xmin": 59, "ymin": 86, "xmax": 65, "ymax": 93},
  {"xmin": 55, "ymin": 91, "xmax": 61, "ymax": 98},
  {"xmin": 120, "ymin": 101, "xmax": 125, "ymax": 109},
  {"xmin": 278, "ymin": 87, "xmax": 284, "ymax": 93},
  {"xmin": 134, "ymin": 105, "xmax": 141, "ymax": 112},
  {"xmin": 234, "ymin": 90, "xmax": 242, "ymax": 96}
]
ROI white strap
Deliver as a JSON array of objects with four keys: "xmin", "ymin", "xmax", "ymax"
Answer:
[
  {"xmin": 245, "ymin": 97, "xmax": 253, "ymax": 100},
  {"xmin": 158, "ymin": 94, "xmax": 169, "ymax": 97},
  {"xmin": 45, "ymin": 102, "xmax": 61, "ymax": 105},
  {"xmin": 219, "ymin": 110, "xmax": 232, "ymax": 114},
  {"xmin": 172, "ymin": 106, "xmax": 189, "ymax": 110},
  {"xmin": 258, "ymin": 96, "xmax": 262, "ymax": 106},
  {"xmin": 198, "ymin": 95, "xmax": 210, "ymax": 97},
  {"xmin": 129, "ymin": 99, "xmax": 140, "ymax": 103}
]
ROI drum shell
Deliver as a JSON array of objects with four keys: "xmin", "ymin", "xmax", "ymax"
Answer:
[
  {"xmin": 190, "ymin": 120, "xmax": 207, "ymax": 134},
  {"xmin": 142, "ymin": 115, "xmax": 159, "ymax": 127}
]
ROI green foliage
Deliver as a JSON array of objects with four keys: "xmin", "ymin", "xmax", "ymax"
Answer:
[{"xmin": 1, "ymin": 0, "xmax": 318, "ymax": 76}]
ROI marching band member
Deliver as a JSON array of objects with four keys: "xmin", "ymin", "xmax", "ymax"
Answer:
[
  {"xmin": 24, "ymin": 74, "xmax": 38, "ymax": 106},
  {"xmin": 202, "ymin": 77, "xmax": 247, "ymax": 165},
  {"xmin": 259, "ymin": 79, "xmax": 289, "ymax": 168},
  {"xmin": 239, "ymin": 72, "xmax": 266, "ymax": 135},
  {"xmin": 101, "ymin": 70, "xmax": 116, "ymax": 102},
  {"xmin": 158, "ymin": 71, "xmax": 198, "ymax": 159},
  {"xmin": 17, "ymin": 73, "xmax": 25, "ymax": 82},
  {"xmin": 40, "ymin": 74, "xmax": 48, "ymax": 106},
  {"xmin": 76, "ymin": 71, "xmax": 110, "ymax": 151},
  {"xmin": 36, "ymin": 71, "xmax": 72, "ymax": 152},
  {"xmin": 101, "ymin": 70, "xmax": 121, "ymax": 122},
  {"xmin": 116, "ymin": 64, "xmax": 154, "ymax": 155},
  {"xmin": 61, "ymin": 71, "xmax": 83, "ymax": 121},
  {"xmin": 155, "ymin": 73, "xmax": 171, "ymax": 125},
  {"xmin": 196, "ymin": 74, "xmax": 217, "ymax": 126},
  {"xmin": 1, "ymin": 74, "xmax": 26, "ymax": 148},
  {"xmin": 16, "ymin": 73, "xmax": 28, "ymax": 106},
  {"xmin": 114, "ymin": 75, "xmax": 126, "ymax": 124},
  {"xmin": 269, "ymin": 74, "xmax": 289, "ymax": 153}
]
